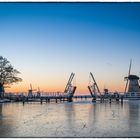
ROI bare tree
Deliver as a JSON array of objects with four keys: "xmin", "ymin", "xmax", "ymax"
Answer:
[{"xmin": 0, "ymin": 56, "xmax": 22, "ymax": 98}]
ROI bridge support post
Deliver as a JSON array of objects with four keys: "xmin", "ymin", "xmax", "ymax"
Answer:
[
  {"xmin": 68, "ymin": 97, "xmax": 73, "ymax": 102},
  {"xmin": 40, "ymin": 98, "xmax": 43, "ymax": 104},
  {"xmin": 92, "ymin": 96, "xmax": 96, "ymax": 102},
  {"xmin": 116, "ymin": 96, "xmax": 119, "ymax": 102},
  {"xmin": 109, "ymin": 98, "xmax": 111, "ymax": 103},
  {"xmin": 59, "ymin": 97, "xmax": 62, "ymax": 102},
  {"xmin": 22, "ymin": 97, "xmax": 25, "ymax": 106},
  {"xmin": 48, "ymin": 98, "xmax": 50, "ymax": 103},
  {"xmin": 121, "ymin": 95, "xmax": 123, "ymax": 103},
  {"xmin": 46, "ymin": 98, "xmax": 47, "ymax": 103}
]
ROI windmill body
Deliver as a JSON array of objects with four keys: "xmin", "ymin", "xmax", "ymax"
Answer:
[
  {"xmin": 28, "ymin": 84, "xmax": 36, "ymax": 98},
  {"xmin": 124, "ymin": 60, "xmax": 140, "ymax": 99},
  {"xmin": 127, "ymin": 75, "xmax": 140, "ymax": 92},
  {"xmin": 28, "ymin": 89, "xmax": 33, "ymax": 98}
]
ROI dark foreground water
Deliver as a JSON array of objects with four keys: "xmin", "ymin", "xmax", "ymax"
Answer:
[{"xmin": 0, "ymin": 99, "xmax": 140, "ymax": 137}]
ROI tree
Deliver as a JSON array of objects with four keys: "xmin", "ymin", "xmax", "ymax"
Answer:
[{"xmin": 0, "ymin": 56, "xmax": 22, "ymax": 98}]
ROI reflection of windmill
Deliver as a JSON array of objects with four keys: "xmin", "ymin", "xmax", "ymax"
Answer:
[
  {"xmin": 28, "ymin": 84, "xmax": 36, "ymax": 97},
  {"xmin": 124, "ymin": 60, "xmax": 140, "ymax": 92}
]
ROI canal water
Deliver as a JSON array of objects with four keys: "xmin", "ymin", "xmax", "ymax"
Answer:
[{"xmin": 0, "ymin": 99, "xmax": 140, "ymax": 137}]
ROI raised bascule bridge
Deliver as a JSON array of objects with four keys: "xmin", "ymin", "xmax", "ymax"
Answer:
[
  {"xmin": 40, "ymin": 72, "xmax": 77, "ymax": 103},
  {"xmin": 4, "ymin": 73, "xmax": 77, "ymax": 103}
]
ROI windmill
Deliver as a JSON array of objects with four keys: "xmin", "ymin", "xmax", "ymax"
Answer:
[
  {"xmin": 124, "ymin": 59, "xmax": 140, "ymax": 93},
  {"xmin": 124, "ymin": 59, "xmax": 132, "ymax": 93},
  {"xmin": 28, "ymin": 84, "xmax": 36, "ymax": 97}
]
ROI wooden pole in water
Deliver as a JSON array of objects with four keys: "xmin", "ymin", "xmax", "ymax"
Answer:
[
  {"xmin": 48, "ymin": 98, "xmax": 50, "ymax": 103},
  {"xmin": 109, "ymin": 98, "xmax": 111, "ymax": 103},
  {"xmin": 121, "ymin": 95, "xmax": 123, "ymax": 103},
  {"xmin": 92, "ymin": 96, "xmax": 96, "ymax": 102},
  {"xmin": 59, "ymin": 97, "xmax": 61, "ymax": 102},
  {"xmin": 22, "ymin": 96, "xmax": 25, "ymax": 105},
  {"xmin": 40, "ymin": 98, "xmax": 43, "ymax": 104}
]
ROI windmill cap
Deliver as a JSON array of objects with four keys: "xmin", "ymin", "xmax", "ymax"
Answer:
[{"xmin": 128, "ymin": 75, "xmax": 139, "ymax": 80}]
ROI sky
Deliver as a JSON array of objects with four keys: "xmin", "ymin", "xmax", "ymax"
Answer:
[{"xmin": 0, "ymin": 3, "xmax": 140, "ymax": 95}]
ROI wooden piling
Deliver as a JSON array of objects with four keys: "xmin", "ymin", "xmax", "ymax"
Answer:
[
  {"xmin": 59, "ymin": 97, "xmax": 62, "ymax": 102},
  {"xmin": 22, "ymin": 101, "xmax": 25, "ymax": 105},
  {"xmin": 116, "ymin": 98, "xmax": 119, "ymax": 102},
  {"xmin": 109, "ymin": 98, "xmax": 111, "ymax": 103},
  {"xmin": 22, "ymin": 99, "xmax": 25, "ymax": 105},
  {"xmin": 48, "ymin": 98, "xmax": 50, "ymax": 103},
  {"xmin": 22, "ymin": 96, "xmax": 25, "ymax": 105},
  {"xmin": 40, "ymin": 98, "xmax": 43, "ymax": 104},
  {"xmin": 68, "ymin": 97, "xmax": 73, "ymax": 102},
  {"xmin": 121, "ymin": 96, "xmax": 123, "ymax": 103},
  {"xmin": 92, "ymin": 96, "xmax": 96, "ymax": 102}
]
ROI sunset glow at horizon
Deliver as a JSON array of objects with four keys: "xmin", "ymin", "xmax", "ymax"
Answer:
[{"xmin": 1, "ymin": 3, "xmax": 140, "ymax": 95}]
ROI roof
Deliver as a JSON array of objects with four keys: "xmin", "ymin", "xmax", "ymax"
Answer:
[{"xmin": 128, "ymin": 75, "xmax": 139, "ymax": 80}]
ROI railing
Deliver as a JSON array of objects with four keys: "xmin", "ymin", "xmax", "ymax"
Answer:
[
  {"xmin": 4, "ymin": 91, "xmax": 140, "ymax": 99},
  {"xmin": 123, "ymin": 92, "xmax": 140, "ymax": 98}
]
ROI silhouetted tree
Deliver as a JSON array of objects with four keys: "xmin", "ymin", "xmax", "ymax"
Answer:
[{"xmin": 0, "ymin": 56, "xmax": 22, "ymax": 98}]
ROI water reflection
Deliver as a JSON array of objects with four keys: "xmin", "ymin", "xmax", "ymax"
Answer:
[
  {"xmin": 64, "ymin": 103, "xmax": 76, "ymax": 136},
  {"xmin": 128, "ymin": 101, "xmax": 140, "ymax": 136},
  {"xmin": 121, "ymin": 101, "xmax": 123, "ymax": 108},
  {"xmin": 0, "ymin": 101, "xmax": 140, "ymax": 137}
]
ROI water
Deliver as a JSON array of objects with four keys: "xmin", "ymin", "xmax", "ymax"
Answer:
[{"xmin": 0, "ymin": 99, "xmax": 140, "ymax": 137}]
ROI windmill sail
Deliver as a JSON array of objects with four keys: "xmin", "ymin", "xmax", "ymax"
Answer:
[
  {"xmin": 30, "ymin": 84, "xmax": 32, "ymax": 90},
  {"xmin": 124, "ymin": 59, "xmax": 132, "ymax": 93}
]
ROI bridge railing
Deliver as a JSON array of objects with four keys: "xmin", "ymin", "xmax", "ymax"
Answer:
[
  {"xmin": 5, "ymin": 91, "xmax": 138, "ymax": 99},
  {"xmin": 123, "ymin": 92, "xmax": 140, "ymax": 97}
]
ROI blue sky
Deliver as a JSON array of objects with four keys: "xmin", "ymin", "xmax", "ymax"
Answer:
[{"xmin": 0, "ymin": 3, "xmax": 140, "ymax": 94}]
